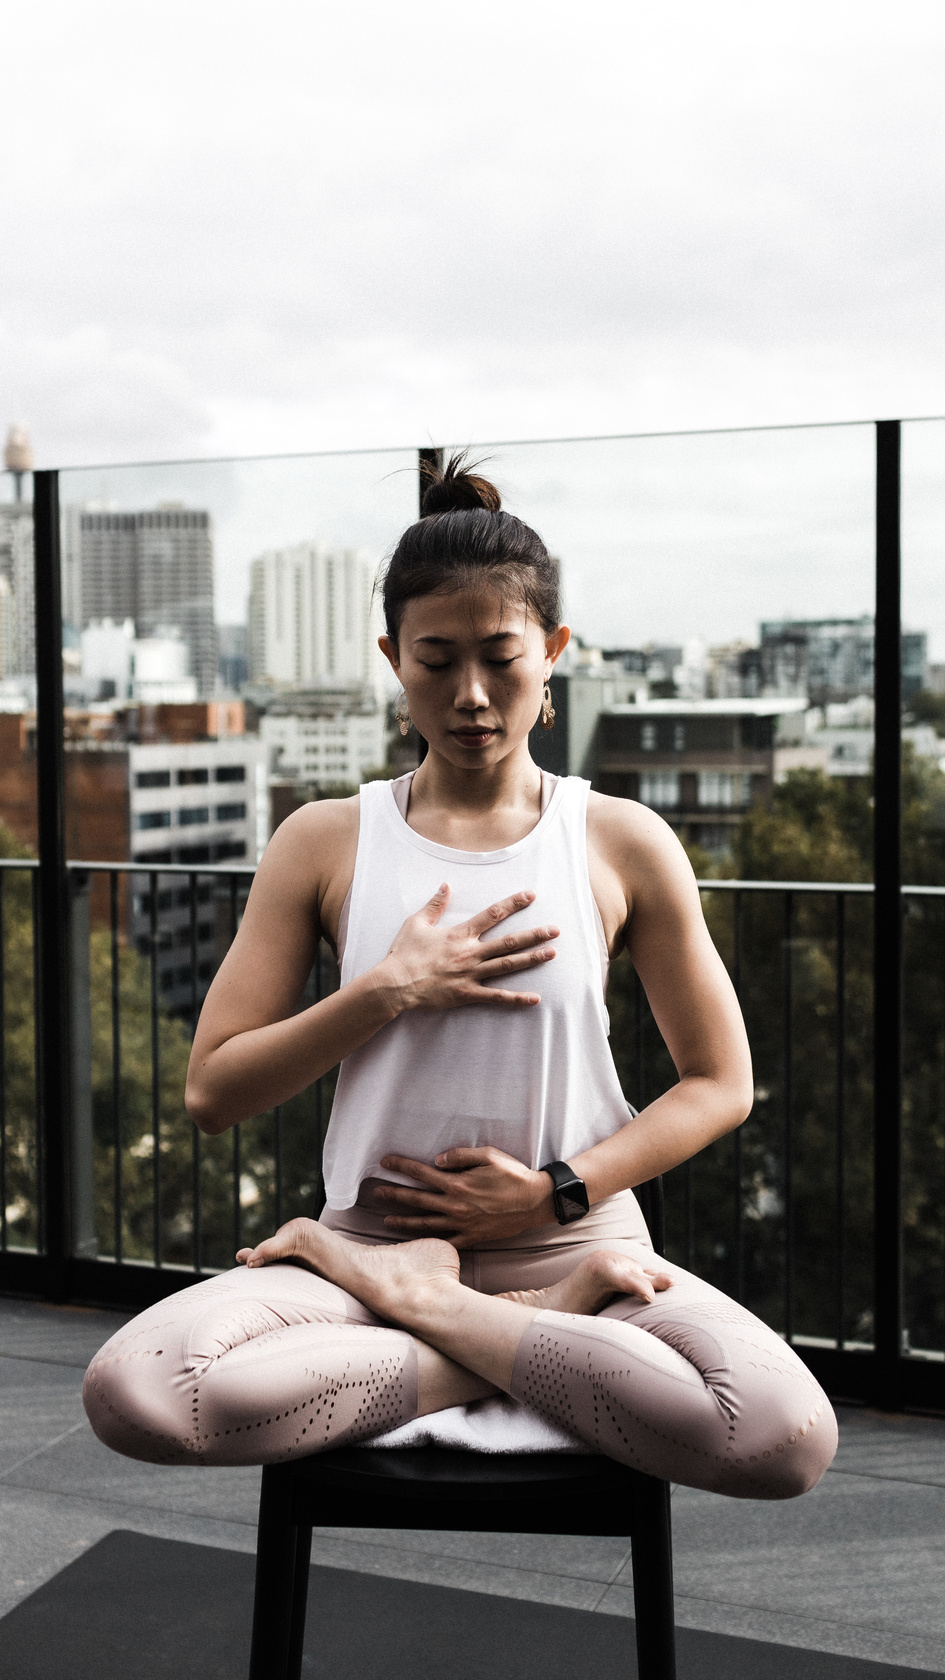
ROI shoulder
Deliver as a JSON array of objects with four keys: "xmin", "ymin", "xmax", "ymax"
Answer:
[
  {"xmin": 585, "ymin": 789, "xmax": 701, "ymax": 913},
  {"xmin": 586, "ymin": 788, "xmax": 684, "ymax": 864},
  {"xmin": 254, "ymin": 793, "xmax": 361, "ymax": 903}
]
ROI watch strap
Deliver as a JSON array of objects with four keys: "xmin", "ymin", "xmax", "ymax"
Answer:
[{"xmin": 540, "ymin": 1160, "xmax": 590, "ymax": 1225}]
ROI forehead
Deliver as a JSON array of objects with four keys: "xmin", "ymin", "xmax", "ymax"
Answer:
[{"xmin": 401, "ymin": 585, "xmax": 535, "ymax": 644}]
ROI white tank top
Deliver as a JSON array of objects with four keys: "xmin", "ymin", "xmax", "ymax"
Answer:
[{"xmin": 321, "ymin": 773, "xmax": 631, "ymax": 1210}]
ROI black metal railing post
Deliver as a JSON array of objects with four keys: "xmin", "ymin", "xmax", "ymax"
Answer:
[
  {"xmin": 415, "ymin": 448, "xmax": 441, "ymax": 767},
  {"xmin": 873, "ymin": 419, "xmax": 903, "ymax": 1407},
  {"xmin": 32, "ymin": 469, "xmax": 73, "ymax": 1292}
]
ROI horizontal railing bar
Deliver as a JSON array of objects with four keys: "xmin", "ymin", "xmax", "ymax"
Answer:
[
  {"xmin": 696, "ymin": 878, "xmax": 875, "ymax": 894},
  {"xmin": 63, "ymin": 860, "xmax": 255, "ymax": 876},
  {"xmin": 1, "ymin": 858, "xmax": 943, "ymax": 898},
  {"xmin": 48, "ymin": 411, "xmax": 945, "ymax": 480}
]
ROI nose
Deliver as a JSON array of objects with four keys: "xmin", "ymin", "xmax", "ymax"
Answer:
[{"xmin": 454, "ymin": 665, "xmax": 490, "ymax": 713}]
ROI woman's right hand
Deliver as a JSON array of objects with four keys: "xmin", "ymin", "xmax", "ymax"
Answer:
[{"xmin": 376, "ymin": 883, "xmax": 558, "ymax": 1013}]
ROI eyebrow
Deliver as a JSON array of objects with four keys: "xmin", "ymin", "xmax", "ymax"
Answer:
[{"xmin": 412, "ymin": 631, "xmax": 519, "ymax": 646}]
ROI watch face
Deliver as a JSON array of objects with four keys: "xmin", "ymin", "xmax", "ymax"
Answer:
[
  {"xmin": 558, "ymin": 1192, "xmax": 588, "ymax": 1223},
  {"xmin": 555, "ymin": 1176, "xmax": 589, "ymax": 1223}
]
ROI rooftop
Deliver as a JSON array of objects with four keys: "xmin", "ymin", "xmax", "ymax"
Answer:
[
  {"xmin": 605, "ymin": 697, "xmax": 810, "ymax": 716},
  {"xmin": 2, "ymin": 1296, "xmax": 942, "ymax": 1673}
]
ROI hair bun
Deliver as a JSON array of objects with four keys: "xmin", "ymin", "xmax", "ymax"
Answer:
[{"xmin": 420, "ymin": 450, "xmax": 502, "ymax": 517}]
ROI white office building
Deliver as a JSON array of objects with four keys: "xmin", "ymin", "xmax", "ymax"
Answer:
[
  {"xmin": 128, "ymin": 735, "xmax": 268, "ymax": 1013},
  {"xmin": 261, "ymin": 706, "xmax": 386, "ymax": 790},
  {"xmin": 248, "ymin": 544, "xmax": 380, "ymax": 696},
  {"xmin": 129, "ymin": 737, "xmax": 268, "ymax": 869}
]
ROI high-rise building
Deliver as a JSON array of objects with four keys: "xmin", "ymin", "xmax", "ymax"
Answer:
[
  {"xmin": 0, "ymin": 502, "xmax": 36, "ymax": 676},
  {"xmin": 63, "ymin": 503, "xmax": 217, "ymax": 696},
  {"xmin": 248, "ymin": 544, "xmax": 379, "ymax": 694}
]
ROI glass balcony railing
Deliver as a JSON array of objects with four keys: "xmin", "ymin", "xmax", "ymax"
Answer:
[{"xmin": 0, "ymin": 417, "xmax": 940, "ymax": 1412}]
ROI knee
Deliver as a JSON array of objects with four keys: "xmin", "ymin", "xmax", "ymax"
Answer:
[
  {"xmin": 83, "ymin": 1345, "xmax": 193, "ymax": 1465},
  {"xmin": 738, "ymin": 1390, "xmax": 839, "ymax": 1500}
]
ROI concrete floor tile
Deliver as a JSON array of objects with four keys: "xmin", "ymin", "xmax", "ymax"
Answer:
[
  {"xmin": 7, "ymin": 1417, "xmax": 263, "ymax": 1527},
  {"xmin": 596, "ymin": 1581, "xmax": 945, "ymax": 1673},
  {"xmin": 0, "ymin": 1357, "xmax": 87, "ymax": 1476},
  {"xmin": 0, "ymin": 1298, "xmax": 128, "ymax": 1369},
  {"xmin": 830, "ymin": 1405, "xmax": 945, "ymax": 1487},
  {"xmin": 0, "ymin": 1482, "xmax": 257, "ymax": 1619}
]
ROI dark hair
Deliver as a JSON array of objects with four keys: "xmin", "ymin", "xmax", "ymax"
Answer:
[{"xmin": 380, "ymin": 452, "xmax": 561, "ymax": 642}]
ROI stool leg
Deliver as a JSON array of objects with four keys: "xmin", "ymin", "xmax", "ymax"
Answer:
[
  {"xmin": 630, "ymin": 1477, "xmax": 676, "ymax": 1680},
  {"xmin": 249, "ymin": 1465, "xmax": 300, "ymax": 1680},
  {"xmin": 285, "ymin": 1523, "xmax": 313, "ymax": 1680}
]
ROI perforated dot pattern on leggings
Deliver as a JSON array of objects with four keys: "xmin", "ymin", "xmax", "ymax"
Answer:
[{"xmin": 194, "ymin": 1353, "xmax": 410, "ymax": 1464}]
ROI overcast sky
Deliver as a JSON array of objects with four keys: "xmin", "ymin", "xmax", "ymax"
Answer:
[{"xmin": 4, "ymin": 1, "xmax": 945, "ymax": 647}]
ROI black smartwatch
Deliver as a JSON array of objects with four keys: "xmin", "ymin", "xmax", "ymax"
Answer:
[{"xmin": 540, "ymin": 1160, "xmax": 590, "ymax": 1225}]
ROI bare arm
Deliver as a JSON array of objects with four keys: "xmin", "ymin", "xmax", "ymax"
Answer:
[
  {"xmin": 185, "ymin": 799, "xmax": 560, "ymax": 1136},
  {"xmin": 569, "ymin": 796, "xmax": 754, "ymax": 1199}
]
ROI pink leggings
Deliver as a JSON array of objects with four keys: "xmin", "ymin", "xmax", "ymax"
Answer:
[{"xmin": 83, "ymin": 1191, "xmax": 837, "ymax": 1500}]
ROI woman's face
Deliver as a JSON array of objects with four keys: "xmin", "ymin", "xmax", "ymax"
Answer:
[{"xmin": 380, "ymin": 585, "xmax": 570, "ymax": 770}]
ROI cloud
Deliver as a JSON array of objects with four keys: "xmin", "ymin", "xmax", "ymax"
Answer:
[{"xmin": 1, "ymin": 0, "xmax": 945, "ymax": 467}]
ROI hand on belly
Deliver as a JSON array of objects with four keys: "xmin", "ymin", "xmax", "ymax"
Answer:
[{"xmin": 370, "ymin": 1145, "xmax": 556, "ymax": 1248}]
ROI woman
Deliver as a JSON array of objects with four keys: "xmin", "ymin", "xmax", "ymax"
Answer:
[{"xmin": 84, "ymin": 457, "xmax": 837, "ymax": 1498}]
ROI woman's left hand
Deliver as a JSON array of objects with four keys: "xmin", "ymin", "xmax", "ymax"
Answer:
[{"xmin": 373, "ymin": 1147, "xmax": 556, "ymax": 1247}]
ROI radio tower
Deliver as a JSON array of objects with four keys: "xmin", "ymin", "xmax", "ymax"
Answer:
[{"xmin": 3, "ymin": 423, "xmax": 33, "ymax": 501}]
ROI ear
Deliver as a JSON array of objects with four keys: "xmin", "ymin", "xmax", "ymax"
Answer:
[
  {"xmin": 378, "ymin": 635, "xmax": 401, "ymax": 681},
  {"xmin": 544, "ymin": 624, "xmax": 571, "ymax": 676}
]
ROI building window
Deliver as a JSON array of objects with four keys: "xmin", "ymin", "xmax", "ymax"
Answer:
[
  {"xmin": 179, "ymin": 806, "xmax": 209, "ymax": 826},
  {"xmin": 178, "ymin": 768, "xmax": 209, "ymax": 785},
  {"xmin": 215, "ymin": 802, "xmax": 246, "ymax": 822},
  {"xmin": 673, "ymin": 724, "xmax": 686, "ymax": 751},
  {"xmin": 135, "ymin": 770, "xmax": 170, "ymax": 789},
  {"xmin": 639, "ymin": 772, "xmax": 680, "ymax": 809},
  {"xmin": 697, "ymin": 772, "xmax": 750, "ymax": 808},
  {"xmin": 177, "ymin": 844, "xmax": 211, "ymax": 864},
  {"xmin": 215, "ymin": 765, "xmax": 246, "ymax": 783},
  {"xmin": 641, "ymin": 723, "xmax": 657, "ymax": 751},
  {"xmin": 215, "ymin": 839, "xmax": 247, "ymax": 861},
  {"xmin": 135, "ymin": 810, "xmax": 171, "ymax": 830}
]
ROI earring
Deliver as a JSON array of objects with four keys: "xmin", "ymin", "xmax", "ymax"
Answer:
[
  {"xmin": 541, "ymin": 683, "xmax": 555, "ymax": 731},
  {"xmin": 396, "ymin": 691, "xmax": 412, "ymax": 737}
]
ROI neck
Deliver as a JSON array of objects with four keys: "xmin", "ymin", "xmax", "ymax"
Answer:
[{"xmin": 410, "ymin": 741, "xmax": 541, "ymax": 818}]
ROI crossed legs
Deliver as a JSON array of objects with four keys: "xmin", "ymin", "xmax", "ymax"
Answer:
[{"xmin": 84, "ymin": 1217, "xmax": 837, "ymax": 1498}]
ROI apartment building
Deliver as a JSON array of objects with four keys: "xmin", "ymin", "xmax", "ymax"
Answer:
[
  {"xmin": 128, "ymin": 735, "xmax": 267, "ymax": 1012},
  {"xmin": 63, "ymin": 503, "xmax": 217, "ymax": 696},
  {"xmin": 0, "ymin": 501, "xmax": 35, "ymax": 675},
  {"xmin": 261, "ymin": 703, "xmax": 386, "ymax": 789},
  {"xmin": 248, "ymin": 543, "xmax": 379, "ymax": 695}
]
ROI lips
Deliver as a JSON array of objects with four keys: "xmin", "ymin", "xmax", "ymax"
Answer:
[{"xmin": 451, "ymin": 728, "xmax": 497, "ymax": 746}]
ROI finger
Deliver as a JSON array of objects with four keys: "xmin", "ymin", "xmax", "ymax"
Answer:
[
  {"xmin": 644, "ymin": 1270, "xmax": 674, "ymax": 1292},
  {"xmin": 476, "ymin": 946, "xmax": 556, "ymax": 979},
  {"xmin": 372, "ymin": 1185, "xmax": 451, "ymax": 1211},
  {"xmin": 465, "ymin": 986, "xmax": 542, "ymax": 1006},
  {"xmin": 463, "ymin": 890, "xmax": 536, "ymax": 937},
  {"xmin": 420, "ymin": 882, "xmax": 451, "ymax": 925},
  {"xmin": 379, "ymin": 1155, "xmax": 450, "ymax": 1187},
  {"xmin": 433, "ymin": 1147, "xmax": 491, "ymax": 1169},
  {"xmin": 476, "ymin": 923, "xmax": 560, "ymax": 955}
]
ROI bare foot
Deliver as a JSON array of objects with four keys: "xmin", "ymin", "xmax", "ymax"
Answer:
[
  {"xmin": 236, "ymin": 1217, "xmax": 461, "ymax": 1324},
  {"xmin": 498, "ymin": 1250, "xmax": 673, "ymax": 1315}
]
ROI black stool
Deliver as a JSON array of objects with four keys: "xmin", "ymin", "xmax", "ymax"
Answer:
[
  {"xmin": 249, "ymin": 1443, "xmax": 675, "ymax": 1679},
  {"xmin": 248, "ymin": 1179, "xmax": 675, "ymax": 1680}
]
